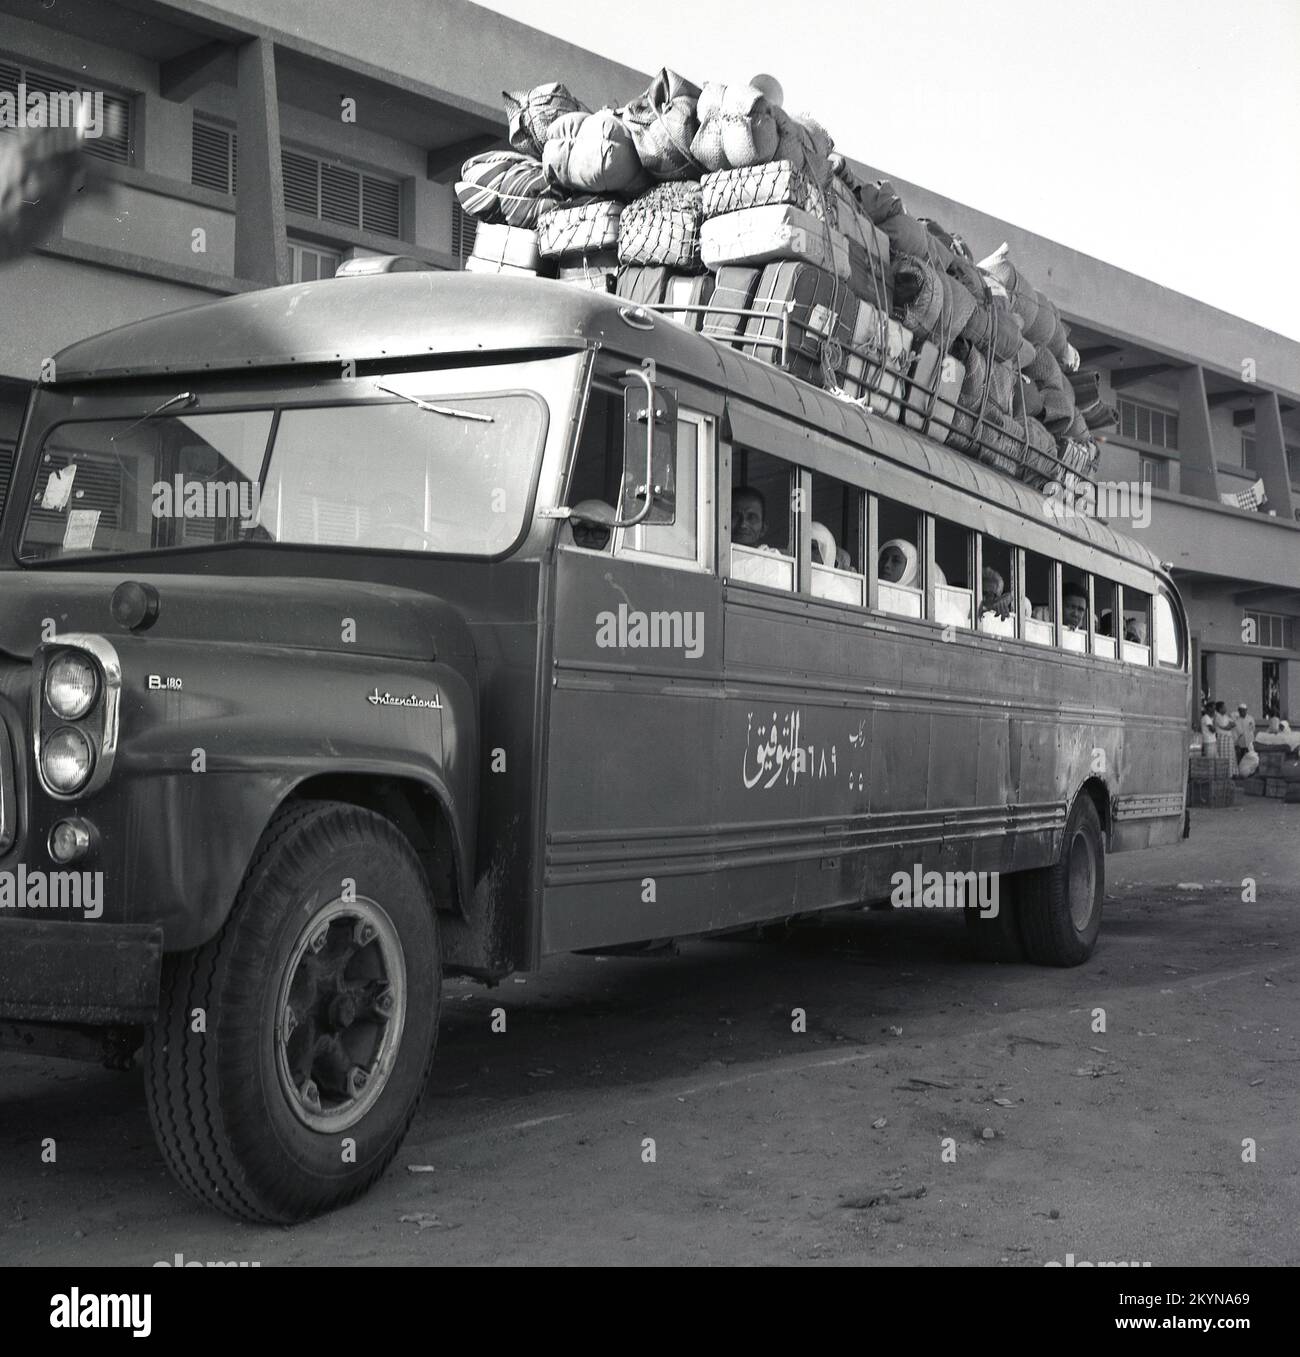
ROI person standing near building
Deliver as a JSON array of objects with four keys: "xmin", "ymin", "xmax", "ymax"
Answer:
[
  {"xmin": 1234, "ymin": 702, "xmax": 1256, "ymax": 755},
  {"xmin": 1199, "ymin": 701, "xmax": 1216, "ymax": 758},
  {"xmin": 1213, "ymin": 701, "xmax": 1234, "ymax": 759}
]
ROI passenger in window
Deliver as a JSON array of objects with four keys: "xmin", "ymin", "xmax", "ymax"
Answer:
[
  {"xmin": 811, "ymin": 522, "xmax": 851, "ymax": 571},
  {"xmin": 1124, "ymin": 617, "xmax": 1147, "ymax": 644},
  {"xmin": 732, "ymin": 486, "xmax": 769, "ymax": 548},
  {"xmin": 980, "ymin": 567, "xmax": 1015, "ymax": 620},
  {"xmin": 1063, "ymin": 585, "xmax": 1088, "ymax": 631},
  {"xmin": 1031, "ymin": 604, "xmax": 1052, "ymax": 622},
  {"xmin": 1097, "ymin": 611, "xmax": 1114, "ymax": 637},
  {"xmin": 567, "ymin": 499, "xmax": 615, "ymax": 551}
]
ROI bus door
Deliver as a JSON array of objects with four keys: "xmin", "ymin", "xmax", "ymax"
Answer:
[{"xmin": 543, "ymin": 371, "xmax": 723, "ymax": 953}]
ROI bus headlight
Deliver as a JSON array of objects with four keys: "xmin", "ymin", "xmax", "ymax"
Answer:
[
  {"xmin": 41, "ymin": 726, "xmax": 94, "ymax": 795},
  {"xmin": 45, "ymin": 651, "xmax": 100, "ymax": 720}
]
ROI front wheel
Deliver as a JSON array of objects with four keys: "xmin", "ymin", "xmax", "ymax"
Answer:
[
  {"xmin": 1017, "ymin": 795, "xmax": 1105, "ymax": 966},
  {"xmin": 143, "ymin": 801, "xmax": 441, "ymax": 1223}
]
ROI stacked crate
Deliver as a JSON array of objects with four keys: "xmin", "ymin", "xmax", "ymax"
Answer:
[{"xmin": 1187, "ymin": 754, "xmax": 1234, "ymax": 807}]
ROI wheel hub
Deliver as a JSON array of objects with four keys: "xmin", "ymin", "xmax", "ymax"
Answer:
[{"xmin": 275, "ymin": 897, "xmax": 407, "ymax": 1133}]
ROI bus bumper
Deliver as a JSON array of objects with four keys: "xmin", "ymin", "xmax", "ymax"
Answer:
[{"xmin": 0, "ymin": 919, "xmax": 162, "ymax": 1025}]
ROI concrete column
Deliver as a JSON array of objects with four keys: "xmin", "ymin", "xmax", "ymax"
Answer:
[
  {"xmin": 233, "ymin": 37, "xmax": 288, "ymax": 287},
  {"xmin": 1176, "ymin": 365, "xmax": 1220, "ymax": 502},
  {"xmin": 1252, "ymin": 390, "xmax": 1296, "ymax": 521}
]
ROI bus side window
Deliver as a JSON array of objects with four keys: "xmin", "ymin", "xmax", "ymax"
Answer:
[
  {"xmin": 1123, "ymin": 585, "xmax": 1153, "ymax": 665},
  {"xmin": 730, "ymin": 447, "xmax": 794, "ymax": 590},
  {"xmin": 876, "ymin": 494, "xmax": 922, "ymax": 618},
  {"xmin": 809, "ymin": 471, "xmax": 864, "ymax": 606},
  {"xmin": 1061, "ymin": 565, "xmax": 1089, "ymax": 652},
  {"xmin": 1154, "ymin": 588, "xmax": 1183, "ymax": 667},
  {"xmin": 1094, "ymin": 577, "xmax": 1118, "ymax": 659},
  {"xmin": 933, "ymin": 518, "xmax": 973, "ymax": 628},
  {"xmin": 1023, "ymin": 549, "xmax": 1055, "ymax": 645},
  {"xmin": 978, "ymin": 534, "xmax": 1017, "ymax": 638},
  {"xmin": 618, "ymin": 408, "xmax": 712, "ymax": 571}
]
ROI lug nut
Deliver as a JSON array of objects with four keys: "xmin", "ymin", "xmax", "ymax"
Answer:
[{"xmin": 347, "ymin": 1067, "xmax": 369, "ymax": 1097}]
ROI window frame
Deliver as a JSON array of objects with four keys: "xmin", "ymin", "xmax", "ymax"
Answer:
[{"xmin": 614, "ymin": 407, "xmax": 715, "ymax": 575}]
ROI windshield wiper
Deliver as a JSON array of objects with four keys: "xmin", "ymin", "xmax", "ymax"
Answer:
[
  {"xmin": 373, "ymin": 383, "xmax": 494, "ymax": 423},
  {"xmin": 111, "ymin": 390, "xmax": 197, "ymax": 441}
]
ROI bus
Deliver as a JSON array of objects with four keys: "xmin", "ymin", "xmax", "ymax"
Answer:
[{"xmin": 0, "ymin": 271, "xmax": 1190, "ymax": 1221}]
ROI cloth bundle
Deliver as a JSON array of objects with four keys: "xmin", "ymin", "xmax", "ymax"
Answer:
[
  {"xmin": 618, "ymin": 68, "xmax": 702, "ymax": 181},
  {"xmin": 691, "ymin": 82, "xmax": 779, "ymax": 171},
  {"xmin": 456, "ymin": 150, "xmax": 561, "ymax": 228},
  {"xmin": 701, "ymin": 160, "xmax": 827, "ymax": 221},
  {"xmin": 618, "ymin": 181, "xmax": 705, "ymax": 271},
  {"xmin": 538, "ymin": 199, "xmax": 624, "ymax": 258},
  {"xmin": 960, "ymin": 292, "xmax": 1025, "ymax": 363},
  {"xmin": 542, "ymin": 109, "xmax": 647, "ymax": 196},
  {"xmin": 504, "ymin": 82, "xmax": 587, "ymax": 157}
]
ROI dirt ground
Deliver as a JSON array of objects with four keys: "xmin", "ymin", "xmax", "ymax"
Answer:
[{"xmin": 1, "ymin": 796, "xmax": 1297, "ymax": 1267}]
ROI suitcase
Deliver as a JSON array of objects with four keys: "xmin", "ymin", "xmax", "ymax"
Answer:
[
  {"xmin": 905, "ymin": 340, "xmax": 965, "ymax": 443},
  {"xmin": 538, "ymin": 200, "xmax": 623, "ymax": 258},
  {"xmin": 557, "ymin": 249, "xmax": 620, "ymax": 292},
  {"xmin": 615, "ymin": 264, "xmax": 672, "ymax": 306},
  {"xmin": 467, "ymin": 222, "xmax": 543, "ymax": 273},
  {"xmin": 703, "ymin": 265, "xmax": 762, "ymax": 342},
  {"xmin": 700, "ymin": 204, "xmax": 851, "ymax": 280},
  {"xmin": 859, "ymin": 318, "xmax": 912, "ymax": 420},
  {"xmin": 662, "ymin": 272, "xmax": 715, "ymax": 331},
  {"xmin": 846, "ymin": 231, "xmax": 892, "ymax": 310},
  {"xmin": 743, "ymin": 260, "xmax": 855, "ymax": 382}
]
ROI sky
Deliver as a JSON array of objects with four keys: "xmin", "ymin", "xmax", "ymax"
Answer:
[{"xmin": 472, "ymin": 0, "xmax": 1300, "ymax": 343}]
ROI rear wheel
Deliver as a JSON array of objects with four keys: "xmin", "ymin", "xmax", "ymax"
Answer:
[
  {"xmin": 143, "ymin": 801, "xmax": 441, "ymax": 1223},
  {"xmin": 1018, "ymin": 795, "xmax": 1105, "ymax": 966}
]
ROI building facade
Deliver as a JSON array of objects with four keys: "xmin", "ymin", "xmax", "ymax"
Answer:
[{"xmin": 2, "ymin": 0, "xmax": 1298, "ymax": 721}]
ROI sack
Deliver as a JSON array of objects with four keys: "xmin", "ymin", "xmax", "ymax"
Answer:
[
  {"xmin": 456, "ymin": 150, "xmax": 560, "ymax": 228},
  {"xmin": 690, "ymin": 82, "xmax": 778, "ymax": 173},
  {"xmin": 701, "ymin": 159, "xmax": 826, "ymax": 220},
  {"xmin": 618, "ymin": 181, "xmax": 704, "ymax": 270},
  {"xmin": 703, "ymin": 265, "xmax": 763, "ymax": 340},
  {"xmin": 466, "ymin": 222, "xmax": 543, "ymax": 273},
  {"xmin": 700, "ymin": 203, "xmax": 851, "ymax": 280},
  {"xmin": 1022, "ymin": 288, "xmax": 1058, "ymax": 346},
  {"xmin": 543, "ymin": 109, "xmax": 646, "ymax": 195},
  {"xmin": 619, "ymin": 68, "xmax": 702, "ymax": 181},
  {"xmin": 892, "ymin": 254, "xmax": 944, "ymax": 340},
  {"xmin": 772, "ymin": 106, "xmax": 834, "ymax": 182},
  {"xmin": 504, "ymin": 82, "xmax": 586, "ymax": 157},
  {"xmin": 960, "ymin": 293, "xmax": 1025, "ymax": 362},
  {"xmin": 1237, "ymin": 749, "xmax": 1260, "ymax": 778},
  {"xmin": 538, "ymin": 199, "xmax": 624, "ymax": 258}
]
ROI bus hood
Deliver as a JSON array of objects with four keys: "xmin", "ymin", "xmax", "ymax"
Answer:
[{"xmin": 0, "ymin": 571, "xmax": 475, "ymax": 664}]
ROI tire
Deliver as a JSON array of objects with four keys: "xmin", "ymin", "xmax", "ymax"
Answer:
[
  {"xmin": 143, "ymin": 800, "xmax": 442, "ymax": 1223},
  {"xmin": 1017, "ymin": 795, "xmax": 1105, "ymax": 966},
  {"xmin": 963, "ymin": 873, "xmax": 1025, "ymax": 961}
]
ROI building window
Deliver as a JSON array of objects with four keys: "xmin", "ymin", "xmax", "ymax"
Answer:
[
  {"xmin": 282, "ymin": 148, "xmax": 402, "ymax": 238},
  {"xmin": 1117, "ymin": 396, "xmax": 1178, "ymax": 451},
  {"xmin": 0, "ymin": 58, "xmax": 133, "ymax": 164},
  {"xmin": 288, "ymin": 239, "xmax": 340, "ymax": 282},
  {"xmin": 192, "ymin": 116, "xmax": 236, "ymax": 194},
  {"xmin": 451, "ymin": 204, "xmax": 477, "ymax": 263},
  {"xmin": 1138, "ymin": 455, "xmax": 1167, "ymax": 489},
  {"xmin": 1244, "ymin": 611, "xmax": 1290, "ymax": 650},
  {"xmin": 1241, "ymin": 435, "xmax": 1256, "ymax": 471}
]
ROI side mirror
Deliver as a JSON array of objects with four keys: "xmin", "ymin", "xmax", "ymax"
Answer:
[{"xmin": 614, "ymin": 359, "xmax": 677, "ymax": 529}]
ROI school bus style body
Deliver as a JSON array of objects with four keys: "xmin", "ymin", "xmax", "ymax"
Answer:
[{"xmin": 0, "ymin": 273, "xmax": 1190, "ymax": 1220}]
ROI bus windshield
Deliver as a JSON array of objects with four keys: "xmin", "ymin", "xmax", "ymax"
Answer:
[{"xmin": 19, "ymin": 377, "xmax": 547, "ymax": 561}]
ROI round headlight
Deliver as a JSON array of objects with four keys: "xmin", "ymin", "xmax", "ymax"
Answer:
[
  {"xmin": 42, "ymin": 726, "xmax": 93, "ymax": 795},
  {"xmin": 45, "ymin": 652, "xmax": 100, "ymax": 720}
]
